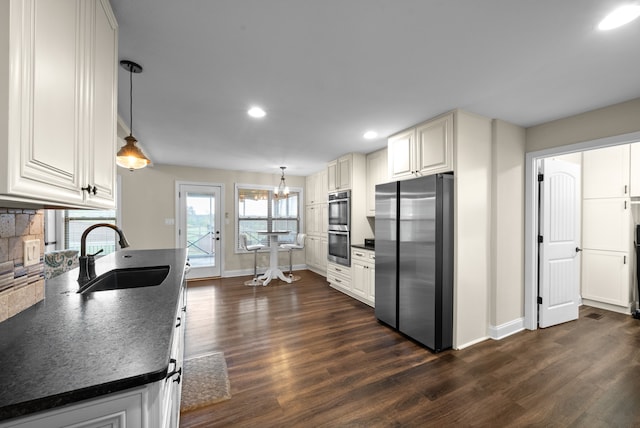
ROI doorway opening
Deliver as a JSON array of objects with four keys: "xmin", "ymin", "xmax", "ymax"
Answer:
[{"xmin": 524, "ymin": 130, "xmax": 640, "ymax": 330}]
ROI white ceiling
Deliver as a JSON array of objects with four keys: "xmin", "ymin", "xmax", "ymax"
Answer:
[{"xmin": 110, "ymin": 0, "xmax": 640, "ymax": 176}]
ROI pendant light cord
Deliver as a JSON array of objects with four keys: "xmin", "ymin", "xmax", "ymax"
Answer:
[{"xmin": 129, "ymin": 67, "xmax": 134, "ymax": 137}]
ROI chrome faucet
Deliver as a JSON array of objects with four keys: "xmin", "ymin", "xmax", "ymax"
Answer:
[{"xmin": 78, "ymin": 223, "xmax": 131, "ymax": 284}]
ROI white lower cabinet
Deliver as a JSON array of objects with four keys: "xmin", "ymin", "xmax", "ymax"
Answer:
[
  {"xmin": 1, "ymin": 387, "xmax": 145, "ymax": 428},
  {"xmin": 306, "ymin": 235, "xmax": 327, "ymax": 275},
  {"xmin": 350, "ymin": 248, "xmax": 375, "ymax": 307},
  {"xmin": 327, "ymin": 261, "xmax": 351, "ymax": 293},
  {"xmin": 581, "ymin": 249, "xmax": 632, "ymax": 310},
  {"xmin": 327, "ymin": 250, "xmax": 375, "ymax": 307}
]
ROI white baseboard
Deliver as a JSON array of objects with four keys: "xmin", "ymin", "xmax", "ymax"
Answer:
[
  {"xmin": 581, "ymin": 299, "xmax": 632, "ymax": 315},
  {"xmin": 488, "ymin": 317, "xmax": 525, "ymax": 340},
  {"xmin": 454, "ymin": 335, "xmax": 490, "ymax": 350}
]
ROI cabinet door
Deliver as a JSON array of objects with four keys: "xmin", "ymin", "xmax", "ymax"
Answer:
[
  {"xmin": 582, "ymin": 198, "xmax": 631, "ymax": 252},
  {"xmin": 582, "ymin": 249, "xmax": 630, "ymax": 306},
  {"xmin": 367, "ymin": 265, "xmax": 375, "ymax": 303},
  {"xmin": 583, "ymin": 145, "xmax": 630, "ymax": 198},
  {"xmin": 305, "ymin": 206, "xmax": 318, "ymax": 235},
  {"xmin": 388, "ymin": 128, "xmax": 416, "ymax": 180},
  {"xmin": 87, "ymin": 0, "xmax": 117, "ymax": 208},
  {"xmin": 9, "ymin": 0, "xmax": 85, "ymax": 204},
  {"xmin": 320, "ymin": 237, "xmax": 328, "ymax": 272},
  {"xmin": 327, "ymin": 160, "xmax": 338, "ymax": 192},
  {"xmin": 317, "ymin": 168, "xmax": 328, "ymax": 199},
  {"xmin": 305, "ymin": 236, "xmax": 318, "ymax": 268},
  {"xmin": 352, "ymin": 260, "xmax": 367, "ymax": 298},
  {"xmin": 415, "ymin": 113, "xmax": 453, "ymax": 175},
  {"xmin": 320, "ymin": 203, "xmax": 328, "ymax": 235},
  {"xmin": 306, "ymin": 174, "xmax": 316, "ymax": 205},
  {"xmin": 337, "ymin": 155, "xmax": 351, "ymax": 190}
]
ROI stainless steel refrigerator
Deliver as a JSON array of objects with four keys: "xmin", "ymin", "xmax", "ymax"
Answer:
[{"xmin": 375, "ymin": 173, "xmax": 454, "ymax": 352}]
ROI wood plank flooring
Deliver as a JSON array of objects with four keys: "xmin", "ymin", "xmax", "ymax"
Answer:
[{"xmin": 180, "ymin": 270, "xmax": 640, "ymax": 427}]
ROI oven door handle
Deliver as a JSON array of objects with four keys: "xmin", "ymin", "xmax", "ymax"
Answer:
[
  {"xmin": 329, "ymin": 198, "xmax": 350, "ymax": 203},
  {"xmin": 329, "ymin": 231, "xmax": 349, "ymax": 235}
]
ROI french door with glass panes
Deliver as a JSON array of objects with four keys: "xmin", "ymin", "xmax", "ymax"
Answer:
[{"xmin": 178, "ymin": 183, "xmax": 222, "ymax": 279}]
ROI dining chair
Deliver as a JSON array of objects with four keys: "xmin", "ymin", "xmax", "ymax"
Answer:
[{"xmin": 240, "ymin": 233, "xmax": 266, "ymax": 286}]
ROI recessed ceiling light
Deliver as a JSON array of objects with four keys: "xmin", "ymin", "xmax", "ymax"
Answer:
[
  {"xmin": 363, "ymin": 131, "xmax": 378, "ymax": 139},
  {"xmin": 598, "ymin": 4, "xmax": 640, "ymax": 30},
  {"xmin": 247, "ymin": 106, "xmax": 266, "ymax": 118}
]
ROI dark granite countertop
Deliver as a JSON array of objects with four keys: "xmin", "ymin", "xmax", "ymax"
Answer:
[
  {"xmin": 0, "ymin": 248, "xmax": 188, "ymax": 422},
  {"xmin": 352, "ymin": 244, "xmax": 375, "ymax": 251}
]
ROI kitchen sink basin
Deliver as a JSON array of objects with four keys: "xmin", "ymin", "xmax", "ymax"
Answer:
[{"xmin": 79, "ymin": 266, "xmax": 170, "ymax": 294}]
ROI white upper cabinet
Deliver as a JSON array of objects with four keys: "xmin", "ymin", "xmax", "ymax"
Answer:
[
  {"xmin": 305, "ymin": 168, "xmax": 327, "ymax": 205},
  {"xmin": 0, "ymin": 0, "xmax": 117, "ymax": 208},
  {"xmin": 388, "ymin": 112, "xmax": 453, "ymax": 181},
  {"xmin": 582, "ymin": 198, "xmax": 632, "ymax": 252},
  {"xmin": 582, "ymin": 145, "xmax": 630, "ymax": 199},
  {"xmin": 328, "ymin": 154, "xmax": 353, "ymax": 192},
  {"xmin": 88, "ymin": 0, "xmax": 118, "ymax": 208}
]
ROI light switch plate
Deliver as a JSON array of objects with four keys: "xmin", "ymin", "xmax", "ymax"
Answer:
[{"xmin": 24, "ymin": 239, "xmax": 40, "ymax": 267}]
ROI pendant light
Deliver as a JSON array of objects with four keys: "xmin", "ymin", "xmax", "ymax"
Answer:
[
  {"xmin": 117, "ymin": 60, "xmax": 151, "ymax": 171},
  {"xmin": 274, "ymin": 166, "xmax": 290, "ymax": 199}
]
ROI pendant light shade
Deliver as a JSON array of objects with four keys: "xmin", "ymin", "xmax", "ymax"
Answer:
[
  {"xmin": 274, "ymin": 166, "xmax": 290, "ymax": 199},
  {"xmin": 117, "ymin": 135, "xmax": 150, "ymax": 170},
  {"xmin": 118, "ymin": 60, "xmax": 150, "ymax": 171}
]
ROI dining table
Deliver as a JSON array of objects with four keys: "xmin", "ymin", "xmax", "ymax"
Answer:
[{"xmin": 257, "ymin": 230, "xmax": 292, "ymax": 285}]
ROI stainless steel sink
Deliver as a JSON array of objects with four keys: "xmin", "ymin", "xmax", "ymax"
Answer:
[{"xmin": 78, "ymin": 266, "xmax": 170, "ymax": 294}]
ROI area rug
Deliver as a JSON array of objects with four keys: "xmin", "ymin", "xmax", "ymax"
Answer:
[{"xmin": 180, "ymin": 351, "xmax": 231, "ymax": 412}]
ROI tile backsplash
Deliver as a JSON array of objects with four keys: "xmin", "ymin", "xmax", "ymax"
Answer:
[{"xmin": 0, "ymin": 208, "xmax": 45, "ymax": 323}]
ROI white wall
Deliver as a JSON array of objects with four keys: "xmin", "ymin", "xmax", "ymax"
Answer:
[
  {"xmin": 453, "ymin": 110, "xmax": 493, "ymax": 348},
  {"xmin": 490, "ymin": 120, "xmax": 526, "ymax": 337},
  {"xmin": 526, "ymin": 98, "xmax": 640, "ymax": 153},
  {"xmin": 119, "ymin": 164, "xmax": 306, "ymax": 275}
]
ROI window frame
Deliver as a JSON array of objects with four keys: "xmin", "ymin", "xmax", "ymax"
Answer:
[
  {"xmin": 234, "ymin": 183, "xmax": 303, "ymax": 253},
  {"xmin": 50, "ymin": 176, "xmax": 122, "ymax": 254}
]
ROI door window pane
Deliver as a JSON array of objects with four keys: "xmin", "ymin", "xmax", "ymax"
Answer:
[{"xmin": 186, "ymin": 193, "xmax": 216, "ymax": 267}]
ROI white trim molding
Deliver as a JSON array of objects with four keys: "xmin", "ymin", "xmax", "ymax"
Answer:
[
  {"xmin": 488, "ymin": 318, "xmax": 525, "ymax": 340},
  {"xmin": 524, "ymin": 130, "xmax": 640, "ymax": 331}
]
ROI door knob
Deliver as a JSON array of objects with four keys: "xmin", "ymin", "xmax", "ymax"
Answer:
[{"xmin": 575, "ymin": 247, "xmax": 582, "ymax": 253}]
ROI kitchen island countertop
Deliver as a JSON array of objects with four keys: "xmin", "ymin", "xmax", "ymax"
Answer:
[{"xmin": 0, "ymin": 248, "xmax": 188, "ymax": 422}]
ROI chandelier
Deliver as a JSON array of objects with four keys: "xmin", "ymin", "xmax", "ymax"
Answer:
[{"xmin": 274, "ymin": 166, "xmax": 290, "ymax": 199}]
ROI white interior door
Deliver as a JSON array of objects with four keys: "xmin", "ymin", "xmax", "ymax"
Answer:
[
  {"xmin": 178, "ymin": 184, "xmax": 222, "ymax": 279},
  {"xmin": 538, "ymin": 158, "xmax": 582, "ymax": 328}
]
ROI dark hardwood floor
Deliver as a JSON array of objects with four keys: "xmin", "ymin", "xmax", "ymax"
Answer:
[{"xmin": 180, "ymin": 270, "xmax": 640, "ymax": 427}]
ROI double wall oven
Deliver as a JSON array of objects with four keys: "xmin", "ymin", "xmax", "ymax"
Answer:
[{"xmin": 327, "ymin": 190, "xmax": 351, "ymax": 266}]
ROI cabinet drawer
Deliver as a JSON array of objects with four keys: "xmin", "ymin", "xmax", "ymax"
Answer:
[
  {"xmin": 351, "ymin": 248, "xmax": 375, "ymax": 265},
  {"xmin": 327, "ymin": 272, "xmax": 351, "ymax": 290},
  {"xmin": 327, "ymin": 262, "xmax": 351, "ymax": 280}
]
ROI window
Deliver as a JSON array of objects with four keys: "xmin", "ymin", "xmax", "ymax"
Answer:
[
  {"xmin": 63, "ymin": 210, "xmax": 118, "ymax": 255},
  {"xmin": 236, "ymin": 185, "xmax": 301, "ymax": 251}
]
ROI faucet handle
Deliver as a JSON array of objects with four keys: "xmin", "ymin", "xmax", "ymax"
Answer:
[{"xmin": 88, "ymin": 249, "xmax": 104, "ymax": 258}]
